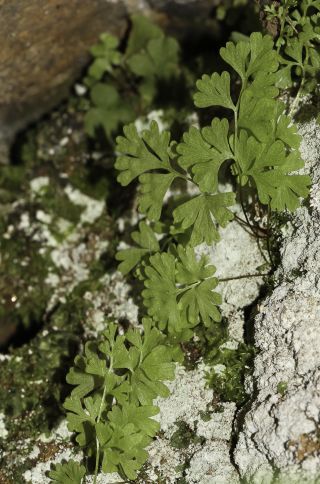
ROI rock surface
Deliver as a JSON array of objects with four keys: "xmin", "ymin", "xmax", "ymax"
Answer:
[
  {"xmin": 235, "ymin": 119, "xmax": 320, "ymax": 482},
  {"xmin": 0, "ymin": 0, "xmax": 215, "ymax": 156}
]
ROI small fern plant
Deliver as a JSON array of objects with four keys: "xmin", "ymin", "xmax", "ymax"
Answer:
[
  {"xmin": 82, "ymin": 15, "xmax": 183, "ymax": 141},
  {"xmin": 263, "ymin": 0, "xmax": 320, "ymax": 113},
  {"xmin": 52, "ymin": 32, "xmax": 311, "ymax": 482}
]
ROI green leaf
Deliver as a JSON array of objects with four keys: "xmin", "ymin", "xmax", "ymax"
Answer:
[
  {"xmin": 266, "ymin": 172, "xmax": 311, "ymax": 211},
  {"xmin": 97, "ymin": 401, "xmax": 160, "ymax": 480},
  {"xmin": 88, "ymin": 33, "xmax": 121, "ymax": 80},
  {"xmin": 126, "ymin": 15, "xmax": 163, "ymax": 58},
  {"xmin": 85, "ymin": 84, "xmax": 134, "ymax": 138},
  {"xmin": 238, "ymin": 91, "xmax": 279, "ymax": 143},
  {"xmin": 116, "ymin": 122, "xmax": 172, "ymax": 186},
  {"xmin": 138, "ymin": 172, "xmax": 178, "ymax": 220},
  {"xmin": 66, "ymin": 355, "xmax": 96, "ymax": 400},
  {"xmin": 284, "ymin": 37, "xmax": 304, "ymax": 66},
  {"xmin": 140, "ymin": 346, "xmax": 174, "ymax": 383},
  {"xmin": 194, "ymin": 71, "xmax": 236, "ymax": 110},
  {"xmin": 125, "ymin": 403, "xmax": 160, "ymax": 437},
  {"xmin": 173, "ymin": 193, "xmax": 235, "ymax": 246},
  {"xmin": 116, "ymin": 221, "xmax": 160, "ymax": 274},
  {"xmin": 142, "ymin": 247, "xmax": 222, "ymax": 332},
  {"xmin": 98, "ymin": 419, "xmax": 148, "ymax": 480},
  {"xmin": 90, "ymin": 83, "xmax": 119, "ymax": 109},
  {"xmin": 276, "ymin": 114, "xmax": 301, "ymax": 149},
  {"xmin": 127, "ymin": 322, "xmax": 175, "ymax": 404},
  {"xmin": 64, "ymin": 395, "xmax": 98, "ymax": 446},
  {"xmin": 220, "ymin": 39, "xmax": 250, "ymax": 80},
  {"xmin": 246, "ymin": 32, "xmax": 278, "ymax": 76},
  {"xmin": 246, "ymin": 71, "xmax": 279, "ymax": 99},
  {"xmin": 127, "ymin": 36, "xmax": 180, "ymax": 79},
  {"xmin": 236, "ymin": 130, "xmax": 311, "ymax": 211},
  {"xmin": 175, "ymin": 245, "xmax": 216, "ymax": 283},
  {"xmin": 115, "ymin": 121, "xmax": 179, "ymax": 219},
  {"xmin": 274, "ymin": 65, "xmax": 294, "ymax": 89},
  {"xmin": 176, "ymin": 246, "xmax": 221, "ymax": 325},
  {"xmin": 48, "ymin": 460, "xmax": 86, "ymax": 484},
  {"xmin": 180, "ymin": 278, "xmax": 222, "ymax": 326},
  {"xmin": 220, "ymin": 32, "xmax": 278, "ymax": 81},
  {"xmin": 142, "ymin": 252, "xmax": 182, "ymax": 333},
  {"xmin": 177, "ymin": 118, "xmax": 233, "ymax": 193}
]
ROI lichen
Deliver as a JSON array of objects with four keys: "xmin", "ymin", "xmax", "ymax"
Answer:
[{"xmin": 234, "ymin": 119, "xmax": 320, "ymax": 481}]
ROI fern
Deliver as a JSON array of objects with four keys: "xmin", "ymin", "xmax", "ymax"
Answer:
[
  {"xmin": 116, "ymin": 32, "xmax": 310, "ymax": 249},
  {"xmin": 142, "ymin": 246, "xmax": 221, "ymax": 335},
  {"xmin": 263, "ymin": 0, "xmax": 320, "ymax": 110},
  {"xmin": 83, "ymin": 15, "xmax": 181, "ymax": 139},
  {"xmin": 63, "ymin": 321, "xmax": 179, "ymax": 481},
  {"xmin": 58, "ymin": 20, "xmax": 315, "ymax": 483},
  {"xmin": 48, "ymin": 460, "xmax": 86, "ymax": 484}
]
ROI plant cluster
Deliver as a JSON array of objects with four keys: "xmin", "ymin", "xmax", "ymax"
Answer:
[
  {"xmin": 50, "ymin": 24, "xmax": 314, "ymax": 482},
  {"xmin": 193, "ymin": 322, "xmax": 255, "ymax": 404},
  {"xmin": 263, "ymin": 0, "xmax": 320, "ymax": 111},
  {"xmin": 51, "ymin": 321, "xmax": 181, "ymax": 482},
  {"xmin": 83, "ymin": 15, "xmax": 191, "ymax": 142}
]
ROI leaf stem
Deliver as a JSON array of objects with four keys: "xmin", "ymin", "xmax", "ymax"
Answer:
[
  {"xmin": 234, "ymin": 214, "xmax": 268, "ymax": 238},
  {"xmin": 93, "ymin": 359, "xmax": 113, "ymax": 484},
  {"xmin": 276, "ymin": 3, "xmax": 289, "ymax": 55},
  {"xmin": 289, "ymin": 36, "xmax": 310, "ymax": 118},
  {"xmin": 219, "ymin": 272, "xmax": 269, "ymax": 282},
  {"xmin": 237, "ymin": 186, "xmax": 257, "ymax": 237},
  {"xmin": 176, "ymin": 280, "xmax": 201, "ymax": 295},
  {"xmin": 288, "ymin": 65, "xmax": 307, "ymax": 118},
  {"xmin": 266, "ymin": 203, "xmax": 275, "ymax": 269}
]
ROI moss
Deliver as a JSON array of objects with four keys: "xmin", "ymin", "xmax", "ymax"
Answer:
[
  {"xmin": 0, "ymin": 96, "xmax": 119, "ymax": 480},
  {"xmin": 189, "ymin": 322, "xmax": 255, "ymax": 405},
  {"xmin": 0, "ymin": 217, "xmax": 51, "ymax": 333},
  {"xmin": 0, "ymin": 292, "xmax": 87, "ymax": 480},
  {"xmin": 170, "ymin": 421, "xmax": 205, "ymax": 450},
  {"xmin": 39, "ymin": 183, "xmax": 83, "ymax": 224},
  {"xmin": 277, "ymin": 381, "xmax": 288, "ymax": 396}
]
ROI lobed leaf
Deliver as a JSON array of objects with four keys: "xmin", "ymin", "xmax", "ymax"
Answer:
[
  {"xmin": 220, "ymin": 32, "xmax": 278, "ymax": 81},
  {"xmin": 89, "ymin": 33, "xmax": 121, "ymax": 80},
  {"xmin": 48, "ymin": 460, "xmax": 86, "ymax": 484},
  {"xmin": 125, "ymin": 15, "xmax": 163, "ymax": 58},
  {"xmin": 142, "ymin": 246, "xmax": 222, "ymax": 332},
  {"xmin": 116, "ymin": 221, "xmax": 160, "ymax": 274},
  {"xmin": 220, "ymin": 39, "xmax": 251, "ymax": 80},
  {"xmin": 127, "ymin": 36, "xmax": 180, "ymax": 79},
  {"xmin": 194, "ymin": 72, "xmax": 236, "ymax": 110},
  {"xmin": 238, "ymin": 91, "xmax": 279, "ymax": 143},
  {"xmin": 173, "ymin": 193, "xmax": 235, "ymax": 246},
  {"xmin": 176, "ymin": 246, "xmax": 221, "ymax": 326},
  {"xmin": 85, "ymin": 84, "xmax": 134, "ymax": 138},
  {"xmin": 177, "ymin": 118, "xmax": 233, "ymax": 193},
  {"xmin": 115, "ymin": 122, "xmax": 178, "ymax": 219},
  {"xmin": 142, "ymin": 252, "xmax": 182, "ymax": 333},
  {"xmin": 236, "ymin": 130, "xmax": 311, "ymax": 211}
]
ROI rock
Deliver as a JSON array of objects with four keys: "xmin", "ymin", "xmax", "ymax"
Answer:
[
  {"xmin": 234, "ymin": 119, "xmax": 320, "ymax": 482},
  {"xmin": 0, "ymin": 1, "xmax": 127, "ymax": 145},
  {"xmin": 0, "ymin": 0, "xmax": 215, "ymax": 160}
]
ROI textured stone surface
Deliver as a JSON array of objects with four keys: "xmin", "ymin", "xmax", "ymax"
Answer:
[
  {"xmin": 0, "ymin": 0, "xmax": 215, "ymax": 156},
  {"xmin": 234, "ymin": 119, "xmax": 320, "ymax": 482},
  {"xmin": 0, "ymin": 1, "xmax": 126, "ymax": 142}
]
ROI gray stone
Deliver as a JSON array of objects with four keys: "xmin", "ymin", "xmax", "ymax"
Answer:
[{"xmin": 234, "ymin": 119, "xmax": 320, "ymax": 483}]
